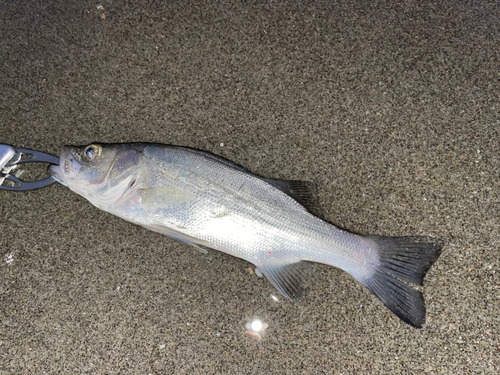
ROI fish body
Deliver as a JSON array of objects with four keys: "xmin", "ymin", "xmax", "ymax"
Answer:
[{"xmin": 50, "ymin": 143, "xmax": 442, "ymax": 327}]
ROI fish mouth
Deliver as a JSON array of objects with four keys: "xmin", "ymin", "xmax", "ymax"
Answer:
[
  {"xmin": 48, "ymin": 163, "xmax": 64, "ymax": 183},
  {"xmin": 48, "ymin": 146, "xmax": 72, "ymax": 185}
]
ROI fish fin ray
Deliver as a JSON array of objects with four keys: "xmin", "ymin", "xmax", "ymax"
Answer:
[
  {"xmin": 360, "ymin": 236, "xmax": 443, "ymax": 328},
  {"xmin": 144, "ymin": 224, "xmax": 209, "ymax": 254},
  {"xmin": 258, "ymin": 260, "xmax": 313, "ymax": 302},
  {"xmin": 191, "ymin": 244, "xmax": 210, "ymax": 254},
  {"xmin": 263, "ymin": 179, "xmax": 322, "ymax": 216}
]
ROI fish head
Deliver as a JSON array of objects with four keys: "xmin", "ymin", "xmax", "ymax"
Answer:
[{"xmin": 49, "ymin": 143, "xmax": 143, "ymax": 208}]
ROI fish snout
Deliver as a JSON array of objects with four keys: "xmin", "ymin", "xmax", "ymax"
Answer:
[{"xmin": 49, "ymin": 146, "xmax": 78, "ymax": 182}]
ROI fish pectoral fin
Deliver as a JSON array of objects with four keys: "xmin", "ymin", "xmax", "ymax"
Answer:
[
  {"xmin": 257, "ymin": 259, "xmax": 313, "ymax": 302},
  {"xmin": 144, "ymin": 224, "xmax": 210, "ymax": 254},
  {"xmin": 139, "ymin": 187, "xmax": 194, "ymax": 206}
]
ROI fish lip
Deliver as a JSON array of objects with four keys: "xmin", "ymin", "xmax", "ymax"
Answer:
[
  {"xmin": 49, "ymin": 146, "xmax": 72, "ymax": 183},
  {"xmin": 48, "ymin": 163, "xmax": 59, "ymax": 177}
]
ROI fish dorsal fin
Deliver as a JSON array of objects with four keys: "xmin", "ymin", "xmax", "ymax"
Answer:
[
  {"xmin": 183, "ymin": 148, "xmax": 253, "ymax": 174},
  {"xmin": 263, "ymin": 179, "xmax": 321, "ymax": 215},
  {"xmin": 182, "ymin": 147, "xmax": 322, "ymax": 214},
  {"xmin": 257, "ymin": 259, "xmax": 313, "ymax": 301}
]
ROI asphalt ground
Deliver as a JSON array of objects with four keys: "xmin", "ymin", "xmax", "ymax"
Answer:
[{"xmin": 0, "ymin": 1, "xmax": 499, "ymax": 373}]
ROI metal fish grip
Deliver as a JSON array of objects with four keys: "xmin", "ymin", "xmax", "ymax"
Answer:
[{"xmin": 0, "ymin": 144, "xmax": 59, "ymax": 191}]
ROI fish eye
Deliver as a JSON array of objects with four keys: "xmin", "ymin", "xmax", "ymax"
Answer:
[{"xmin": 83, "ymin": 145, "xmax": 101, "ymax": 161}]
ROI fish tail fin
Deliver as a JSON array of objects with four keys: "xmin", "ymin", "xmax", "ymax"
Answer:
[{"xmin": 359, "ymin": 236, "xmax": 442, "ymax": 328}]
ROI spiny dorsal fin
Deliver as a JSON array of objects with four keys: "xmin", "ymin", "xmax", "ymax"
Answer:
[
  {"xmin": 182, "ymin": 147, "xmax": 323, "ymax": 214},
  {"xmin": 183, "ymin": 147, "xmax": 323, "ymax": 215}
]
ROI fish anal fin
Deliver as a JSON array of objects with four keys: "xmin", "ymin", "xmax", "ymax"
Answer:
[{"xmin": 257, "ymin": 259, "xmax": 313, "ymax": 302}]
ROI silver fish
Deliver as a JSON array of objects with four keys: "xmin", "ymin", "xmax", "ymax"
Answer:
[{"xmin": 49, "ymin": 143, "xmax": 442, "ymax": 328}]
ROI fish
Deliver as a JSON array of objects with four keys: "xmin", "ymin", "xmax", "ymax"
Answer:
[{"xmin": 49, "ymin": 143, "xmax": 442, "ymax": 328}]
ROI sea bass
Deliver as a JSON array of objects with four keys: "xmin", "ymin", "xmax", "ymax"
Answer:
[{"xmin": 49, "ymin": 143, "xmax": 442, "ymax": 328}]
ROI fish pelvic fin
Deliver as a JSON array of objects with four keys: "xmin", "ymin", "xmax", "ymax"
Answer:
[
  {"xmin": 142, "ymin": 223, "xmax": 210, "ymax": 254},
  {"xmin": 360, "ymin": 236, "xmax": 443, "ymax": 328},
  {"xmin": 257, "ymin": 259, "xmax": 313, "ymax": 302}
]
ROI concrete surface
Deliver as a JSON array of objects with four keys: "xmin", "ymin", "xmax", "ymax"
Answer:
[{"xmin": 0, "ymin": 0, "xmax": 499, "ymax": 373}]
